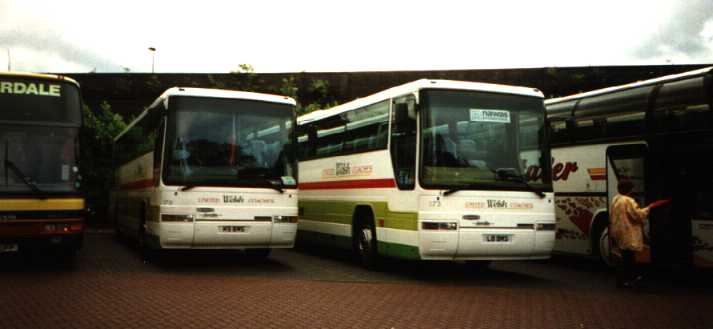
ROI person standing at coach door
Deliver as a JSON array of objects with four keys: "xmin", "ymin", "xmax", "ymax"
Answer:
[{"xmin": 610, "ymin": 179, "xmax": 651, "ymax": 289}]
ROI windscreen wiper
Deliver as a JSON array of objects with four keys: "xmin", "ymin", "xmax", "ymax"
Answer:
[
  {"xmin": 261, "ymin": 179, "xmax": 284, "ymax": 194},
  {"xmin": 443, "ymin": 184, "xmax": 479, "ymax": 196},
  {"xmin": 4, "ymin": 158, "xmax": 45, "ymax": 197},
  {"xmin": 179, "ymin": 185, "xmax": 197, "ymax": 192}
]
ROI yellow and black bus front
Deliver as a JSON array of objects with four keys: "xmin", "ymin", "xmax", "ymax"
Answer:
[{"xmin": 0, "ymin": 72, "xmax": 84, "ymax": 254}]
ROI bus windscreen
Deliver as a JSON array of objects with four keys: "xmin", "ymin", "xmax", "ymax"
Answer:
[
  {"xmin": 163, "ymin": 96, "xmax": 297, "ymax": 188},
  {"xmin": 420, "ymin": 89, "xmax": 550, "ymax": 190}
]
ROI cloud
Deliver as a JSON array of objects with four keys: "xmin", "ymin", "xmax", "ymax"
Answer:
[
  {"xmin": 0, "ymin": 29, "xmax": 122, "ymax": 72},
  {"xmin": 633, "ymin": 0, "xmax": 713, "ymax": 61},
  {"xmin": 0, "ymin": 1, "xmax": 120, "ymax": 73}
]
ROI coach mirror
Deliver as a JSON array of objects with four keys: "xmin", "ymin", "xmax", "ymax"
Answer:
[
  {"xmin": 394, "ymin": 103, "xmax": 409, "ymax": 123},
  {"xmin": 394, "ymin": 99, "xmax": 416, "ymax": 122}
]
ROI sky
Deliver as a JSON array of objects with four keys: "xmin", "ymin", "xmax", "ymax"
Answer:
[{"xmin": 0, "ymin": 0, "xmax": 712, "ymax": 73}]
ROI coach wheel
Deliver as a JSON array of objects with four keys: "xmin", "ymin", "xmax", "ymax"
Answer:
[
  {"xmin": 245, "ymin": 248, "xmax": 272, "ymax": 260},
  {"xmin": 355, "ymin": 217, "xmax": 380, "ymax": 269},
  {"xmin": 597, "ymin": 226, "xmax": 613, "ymax": 267}
]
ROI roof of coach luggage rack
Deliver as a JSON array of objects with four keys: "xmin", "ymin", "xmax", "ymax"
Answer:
[{"xmin": 545, "ymin": 66, "xmax": 713, "ymax": 105}]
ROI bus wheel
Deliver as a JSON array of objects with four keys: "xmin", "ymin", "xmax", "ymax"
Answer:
[
  {"xmin": 592, "ymin": 219, "xmax": 613, "ymax": 267},
  {"xmin": 137, "ymin": 222, "xmax": 154, "ymax": 262},
  {"xmin": 597, "ymin": 226, "xmax": 613, "ymax": 267},
  {"xmin": 354, "ymin": 218, "xmax": 380, "ymax": 269}
]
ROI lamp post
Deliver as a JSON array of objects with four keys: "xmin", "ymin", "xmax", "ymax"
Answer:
[
  {"xmin": 6, "ymin": 48, "xmax": 10, "ymax": 71},
  {"xmin": 148, "ymin": 47, "xmax": 156, "ymax": 73}
]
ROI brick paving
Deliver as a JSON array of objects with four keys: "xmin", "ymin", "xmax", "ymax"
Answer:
[{"xmin": 1, "ymin": 234, "xmax": 712, "ymax": 329}]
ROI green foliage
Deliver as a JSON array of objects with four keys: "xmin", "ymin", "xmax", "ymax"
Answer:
[
  {"xmin": 279, "ymin": 76, "xmax": 299, "ymax": 100},
  {"xmin": 231, "ymin": 64, "xmax": 258, "ymax": 91},
  {"xmin": 83, "ymin": 101, "xmax": 127, "ymax": 142},
  {"xmin": 81, "ymin": 101, "xmax": 128, "ymax": 225},
  {"xmin": 275, "ymin": 76, "xmax": 339, "ymax": 115}
]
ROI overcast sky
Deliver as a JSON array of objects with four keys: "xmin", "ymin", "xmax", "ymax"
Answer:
[{"xmin": 1, "ymin": 0, "xmax": 712, "ymax": 73}]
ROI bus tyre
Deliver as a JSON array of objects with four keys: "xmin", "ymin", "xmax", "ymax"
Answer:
[
  {"xmin": 245, "ymin": 248, "xmax": 272, "ymax": 260},
  {"xmin": 597, "ymin": 226, "xmax": 613, "ymax": 267},
  {"xmin": 592, "ymin": 220, "xmax": 613, "ymax": 267},
  {"xmin": 138, "ymin": 222, "xmax": 155, "ymax": 262},
  {"xmin": 355, "ymin": 218, "xmax": 380, "ymax": 270}
]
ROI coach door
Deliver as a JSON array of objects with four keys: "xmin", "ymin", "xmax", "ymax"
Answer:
[{"xmin": 606, "ymin": 144, "xmax": 650, "ymax": 264}]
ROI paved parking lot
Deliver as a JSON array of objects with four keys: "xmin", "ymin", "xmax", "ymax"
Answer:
[{"xmin": 1, "ymin": 233, "xmax": 712, "ymax": 329}]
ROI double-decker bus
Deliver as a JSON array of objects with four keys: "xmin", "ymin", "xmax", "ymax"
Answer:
[
  {"xmin": 297, "ymin": 79, "xmax": 555, "ymax": 268},
  {"xmin": 112, "ymin": 87, "xmax": 298, "ymax": 258},
  {"xmin": 0, "ymin": 72, "xmax": 85, "ymax": 258},
  {"xmin": 546, "ymin": 67, "xmax": 713, "ymax": 268}
]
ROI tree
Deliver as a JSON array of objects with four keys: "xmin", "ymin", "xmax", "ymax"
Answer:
[{"xmin": 81, "ymin": 101, "xmax": 128, "ymax": 226}]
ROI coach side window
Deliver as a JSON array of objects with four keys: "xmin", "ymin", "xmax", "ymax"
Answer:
[
  {"xmin": 548, "ymin": 119, "xmax": 568, "ymax": 145},
  {"xmin": 114, "ymin": 110, "xmax": 161, "ymax": 166},
  {"xmin": 653, "ymin": 77, "xmax": 711, "ymax": 132},
  {"xmin": 390, "ymin": 96, "xmax": 416, "ymax": 189},
  {"xmin": 342, "ymin": 100, "xmax": 389, "ymax": 154},
  {"xmin": 315, "ymin": 115, "xmax": 346, "ymax": 158},
  {"xmin": 296, "ymin": 125, "xmax": 313, "ymax": 160}
]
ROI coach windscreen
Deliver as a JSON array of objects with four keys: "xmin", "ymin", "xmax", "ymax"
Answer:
[
  {"xmin": 419, "ymin": 89, "xmax": 550, "ymax": 191},
  {"xmin": 163, "ymin": 96, "xmax": 297, "ymax": 188}
]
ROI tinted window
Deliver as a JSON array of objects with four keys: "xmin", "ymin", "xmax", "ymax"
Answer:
[
  {"xmin": 315, "ymin": 115, "xmax": 346, "ymax": 158},
  {"xmin": 309, "ymin": 100, "xmax": 390, "ymax": 160},
  {"xmin": 114, "ymin": 109, "xmax": 161, "ymax": 166},
  {"xmin": 654, "ymin": 77, "xmax": 711, "ymax": 132},
  {"xmin": 342, "ymin": 101, "xmax": 389, "ymax": 154},
  {"xmin": 296, "ymin": 126, "xmax": 312, "ymax": 160},
  {"xmin": 575, "ymin": 86, "xmax": 652, "ymax": 139}
]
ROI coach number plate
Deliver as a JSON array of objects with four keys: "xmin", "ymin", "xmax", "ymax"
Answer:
[
  {"xmin": 484, "ymin": 234, "xmax": 511, "ymax": 243},
  {"xmin": 0, "ymin": 244, "xmax": 19, "ymax": 253},
  {"xmin": 220, "ymin": 226, "xmax": 246, "ymax": 233}
]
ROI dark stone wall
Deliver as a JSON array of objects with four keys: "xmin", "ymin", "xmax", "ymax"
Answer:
[{"xmin": 64, "ymin": 65, "xmax": 711, "ymax": 118}]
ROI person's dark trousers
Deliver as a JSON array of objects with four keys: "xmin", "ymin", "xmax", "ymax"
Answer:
[{"xmin": 616, "ymin": 249, "xmax": 638, "ymax": 288}]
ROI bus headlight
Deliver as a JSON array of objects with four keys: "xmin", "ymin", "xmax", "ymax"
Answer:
[
  {"xmin": 161, "ymin": 214, "xmax": 194, "ymax": 222},
  {"xmin": 422, "ymin": 222, "xmax": 458, "ymax": 230},
  {"xmin": 536, "ymin": 223, "xmax": 556, "ymax": 231},
  {"xmin": 273, "ymin": 216, "xmax": 298, "ymax": 223}
]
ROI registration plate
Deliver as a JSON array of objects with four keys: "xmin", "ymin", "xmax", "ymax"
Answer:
[
  {"xmin": 484, "ymin": 234, "xmax": 511, "ymax": 243},
  {"xmin": 0, "ymin": 244, "xmax": 19, "ymax": 253},
  {"xmin": 220, "ymin": 226, "xmax": 246, "ymax": 233}
]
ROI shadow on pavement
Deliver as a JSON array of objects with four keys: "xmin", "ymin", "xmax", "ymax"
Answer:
[
  {"xmin": 292, "ymin": 243, "xmax": 557, "ymax": 289},
  {"xmin": 149, "ymin": 249, "xmax": 296, "ymax": 276},
  {"xmin": 0, "ymin": 251, "xmax": 79, "ymax": 273}
]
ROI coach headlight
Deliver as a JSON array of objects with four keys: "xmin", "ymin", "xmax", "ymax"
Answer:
[
  {"xmin": 422, "ymin": 222, "xmax": 458, "ymax": 230},
  {"xmin": 536, "ymin": 223, "xmax": 556, "ymax": 231},
  {"xmin": 273, "ymin": 215, "xmax": 298, "ymax": 223},
  {"xmin": 161, "ymin": 214, "xmax": 194, "ymax": 222}
]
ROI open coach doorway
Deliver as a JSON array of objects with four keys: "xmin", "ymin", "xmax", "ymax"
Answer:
[{"xmin": 546, "ymin": 67, "xmax": 713, "ymax": 269}]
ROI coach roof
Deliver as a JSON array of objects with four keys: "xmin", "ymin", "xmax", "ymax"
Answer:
[
  {"xmin": 149, "ymin": 87, "xmax": 297, "ymax": 110},
  {"xmin": 298, "ymin": 79, "xmax": 543, "ymax": 124},
  {"xmin": 0, "ymin": 71, "xmax": 80, "ymax": 87},
  {"xmin": 545, "ymin": 66, "xmax": 713, "ymax": 105}
]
